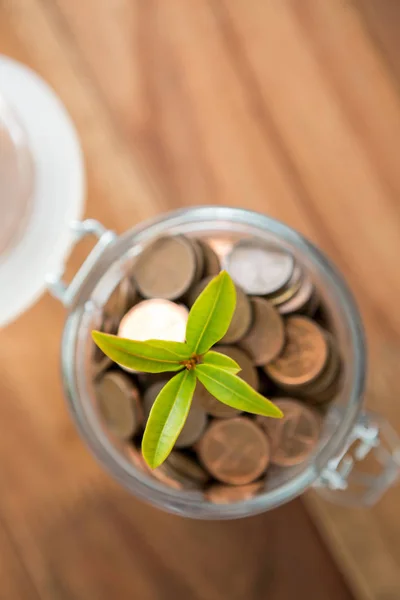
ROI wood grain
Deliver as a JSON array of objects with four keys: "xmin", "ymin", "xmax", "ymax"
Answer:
[{"xmin": 1, "ymin": 0, "xmax": 400, "ymax": 598}]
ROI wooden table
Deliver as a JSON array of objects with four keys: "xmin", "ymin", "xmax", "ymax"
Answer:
[{"xmin": 0, "ymin": 1, "xmax": 399, "ymax": 598}]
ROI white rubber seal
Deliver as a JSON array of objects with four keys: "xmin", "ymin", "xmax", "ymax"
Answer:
[{"xmin": 0, "ymin": 56, "xmax": 85, "ymax": 327}]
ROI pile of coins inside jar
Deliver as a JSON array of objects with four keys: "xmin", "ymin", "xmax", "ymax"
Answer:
[{"xmin": 93, "ymin": 235, "xmax": 342, "ymax": 504}]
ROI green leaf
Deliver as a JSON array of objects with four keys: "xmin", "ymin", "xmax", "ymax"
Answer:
[
  {"xmin": 185, "ymin": 271, "xmax": 236, "ymax": 354},
  {"xmin": 92, "ymin": 331, "xmax": 186, "ymax": 373},
  {"xmin": 201, "ymin": 350, "xmax": 241, "ymax": 374},
  {"xmin": 146, "ymin": 340, "xmax": 193, "ymax": 361},
  {"xmin": 142, "ymin": 369, "xmax": 197, "ymax": 468},
  {"xmin": 195, "ymin": 364, "xmax": 283, "ymax": 418}
]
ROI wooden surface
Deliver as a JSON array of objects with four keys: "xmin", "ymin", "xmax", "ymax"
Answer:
[{"xmin": 1, "ymin": 0, "xmax": 400, "ymax": 598}]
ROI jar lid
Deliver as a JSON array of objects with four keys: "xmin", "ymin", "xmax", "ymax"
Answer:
[{"xmin": 0, "ymin": 56, "xmax": 85, "ymax": 327}]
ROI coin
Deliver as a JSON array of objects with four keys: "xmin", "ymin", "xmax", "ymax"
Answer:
[
  {"xmin": 197, "ymin": 417, "xmax": 270, "ymax": 485},
  {"xmin": 224, "ymin": 284, "xmax": 253, "ymax": 343},
  {"xmin": 126, "ymin": 443, "xmax": 202, "ymax": 489},
  {"xmin": 166, "ymin": 451, "xmax": 210, "ymax": 484},
  {"xmin": 269, "ymin": 266, "xmax": 303, "ymax": 307},
  {"xmin": 308, "ymin": 374, "xmax": 342, "ymax": 404},
  {"xmin": 188, "ymin": 238, "xmax": 205, "ymax": 282},
  {"xmin": 299, "ymin": 335, "xmax": 341, "ymax": 397},
  {"xmin": 278, "ymin": 272, "xmax": 314, "ymax": 315},
  {"xmin": 215, "ymin": 345, "xmax": 259, "ymax": 390},
  {"xmin": 118, "ymin": 299, "xmax": 188, "ymax": 343},
  {"xmin": 196, "ymin": 239, "xmax": 221, "ymax": 277},
  {"xmin": 143, "ymin": 382, "xmax": 208, "ymax": 448},
  {"xmin": 224, "ymin": 239, "xmax": 294, "ymax": 296},
  {"xmin": 265, "ymin": 316, "xmax": 329, "ymax": 386},
  {"xmin": 151, "ymin": 460, "xmax": 202, "ymax": 490},
  {"xmin": 92, "ymin": 314, "xmax": 118, "ymax": 377},
  {"xmin": 205, "ymin": 481, "xmax": 264, "ymax": 504},
  {"xmin": 96, "ymin": 371, "xmax": 143, "ymax": 440},
  {"xmin": 193, "ymin": 382, "xmax": 242, "ymax": 418},
  {"xmin": 142, "ymin": 380, "xmax": 169, "ymax": 417},
  {"xmin": 272, "ymin": 333, "xmax": 340, "ymax": 397},
  {"xmin": 133, "ymin": 235, "xmax": 197, "ymax": 299},
  {"xmin": 104, "ymin": 277, "xmax": 138, "ymax": 319},
  {"xmin": 188, "ymin": 277, "xmax": 252, "ymax": 344},
  {"xmin": 256, "ymin": 398, "xmax": 321, "ymax": 466},
  {"xmin": 239, "ymin": 298, "xmax": 285, "ymax": 365},
  {"xmin": 302, "ymin": 339, "xmax": 342, "ymax": 404},
  {"xmin": 175, "ymin": 405, "xmax": 208, "ymax": 448}
]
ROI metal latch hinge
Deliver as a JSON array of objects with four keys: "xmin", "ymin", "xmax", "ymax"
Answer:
[
  {"xmin": 46, "ymin": 219, "xmax": 117, "ymax": 307},
  {"xmin": 315, "ymin": 410, "xmax": 400, "ymax": 506}
]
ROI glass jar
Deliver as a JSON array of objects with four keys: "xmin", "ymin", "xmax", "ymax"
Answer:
[{"xmin": 52, "ymin": 207, "xmax": 400, "ymax": 519}]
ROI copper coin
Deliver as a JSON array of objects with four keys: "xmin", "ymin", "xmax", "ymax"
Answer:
[
  {"xmin": 222, "ymin": 284, "xmax": 253, "ymax": 343},
  {"xmin": 196, "ymin": 239, "xmax": 221, "ymax": 277},
  {"xmin": 216, "ymin": 345, "xmax": 259, "ymax": 390},
  {"xmin": 104, "ymin": 277, "xmax": 138, "ymax": 319},
  {"xmin": 175, "ymin": 405, "xmax": 208, "ymax": 448},
  {"xmin": 150, "ymin": 462, "xmax": 197, "ymax": 490},
  {"xmin": 193, "ymin": 382, "xmax": 242, "ymax": 419},
  {"xmin": 149, "ymin": 457, "xmax": 202, "ymax": 490},
  {"xmin": 133, "ymin": 235, "xmax": 197, "ymax": 299},
  {"xmin": 274, "ymin": 333, "xmax": 340, "ymax": 395},
  {"xmin": 205, "ymin": 481, "xmax": 264, "ymax": 504},
  {"xmin": 188, "ymin": 238, "xmax": 205, "ymax": 282},
  {"xmin": 96, "ymin": 372, "xmax": 143, "ymax": 440},
  {"xmin": 257, "ymin": 398, "xmax": 320, "ymax": 466},
  {"xmin": 167, "ymin": 451, "xmax": 210, "ymax": 484},
  {"xmin": 189, "ymin": 277, "xmax": 252, "ymax": 344},
  {"xmin": 299, "ymin": 335, "xmax": 341, "ymax": 397},
  {"xmin": 225, "ymin": 239, "xmax": 294, "ymax": 296},
  {"xmin": 265, "ymin": 316, "xmax": 329, "ymax": 386},
  {"xmin": 119, "ymin": 299, "xmax": 188, "ymax": 343},
  {"xmin": 278, "ymin": 273, "xmax": 314, "ymax": 315},
  {"xmin": 92, "ymin": 314, "xmax": 118, "ymax": 377},
  {"xmin": 143, "ymin": 382, "xmax": 207, "ymax": 448},
  {"xmin": 126, "ymin": 444, "xmax": 201, "ymax": 489},
  {"xmin": 198, "ymin": 417, "xmax": 270, "ymax": 485},
  {"xmin": 239, "ymin": 298, "xmax": 285, "ymax": 366},
  {"xmin": 308, "ymin": 373, "xmax": 342, "ymax": 404},
  {"xmin": 187, "ymin": 276, "xmax": 208, "ymax": 307},
  {"xmin": 142, "ymin": 380, "xmax": 170, "ymax": 417}
]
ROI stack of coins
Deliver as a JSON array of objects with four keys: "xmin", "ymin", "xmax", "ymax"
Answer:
[
  {"xmin": 265, "ymin": 317, "xmax": 342, "ymax": 404},
  {"xmin": 224, "ymin": 239, "xmax": 318, "ymax": 316},
  {"xmin": 92, "ymin": 234, "xmax": 342, "ymax": 504}
]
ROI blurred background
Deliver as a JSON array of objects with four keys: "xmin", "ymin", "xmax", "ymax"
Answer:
[{"xmin": 1, "ymin": 1, "xmax": 400, "ymax": 599}]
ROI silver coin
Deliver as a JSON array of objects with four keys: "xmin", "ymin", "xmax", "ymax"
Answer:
[
  {"xmin": 224, "ymin": 239, "xmax": 294, "ymax": 296},
  {"xmin": 278, "ymin": 272, "xmax": 314, "ymax": 315}
]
